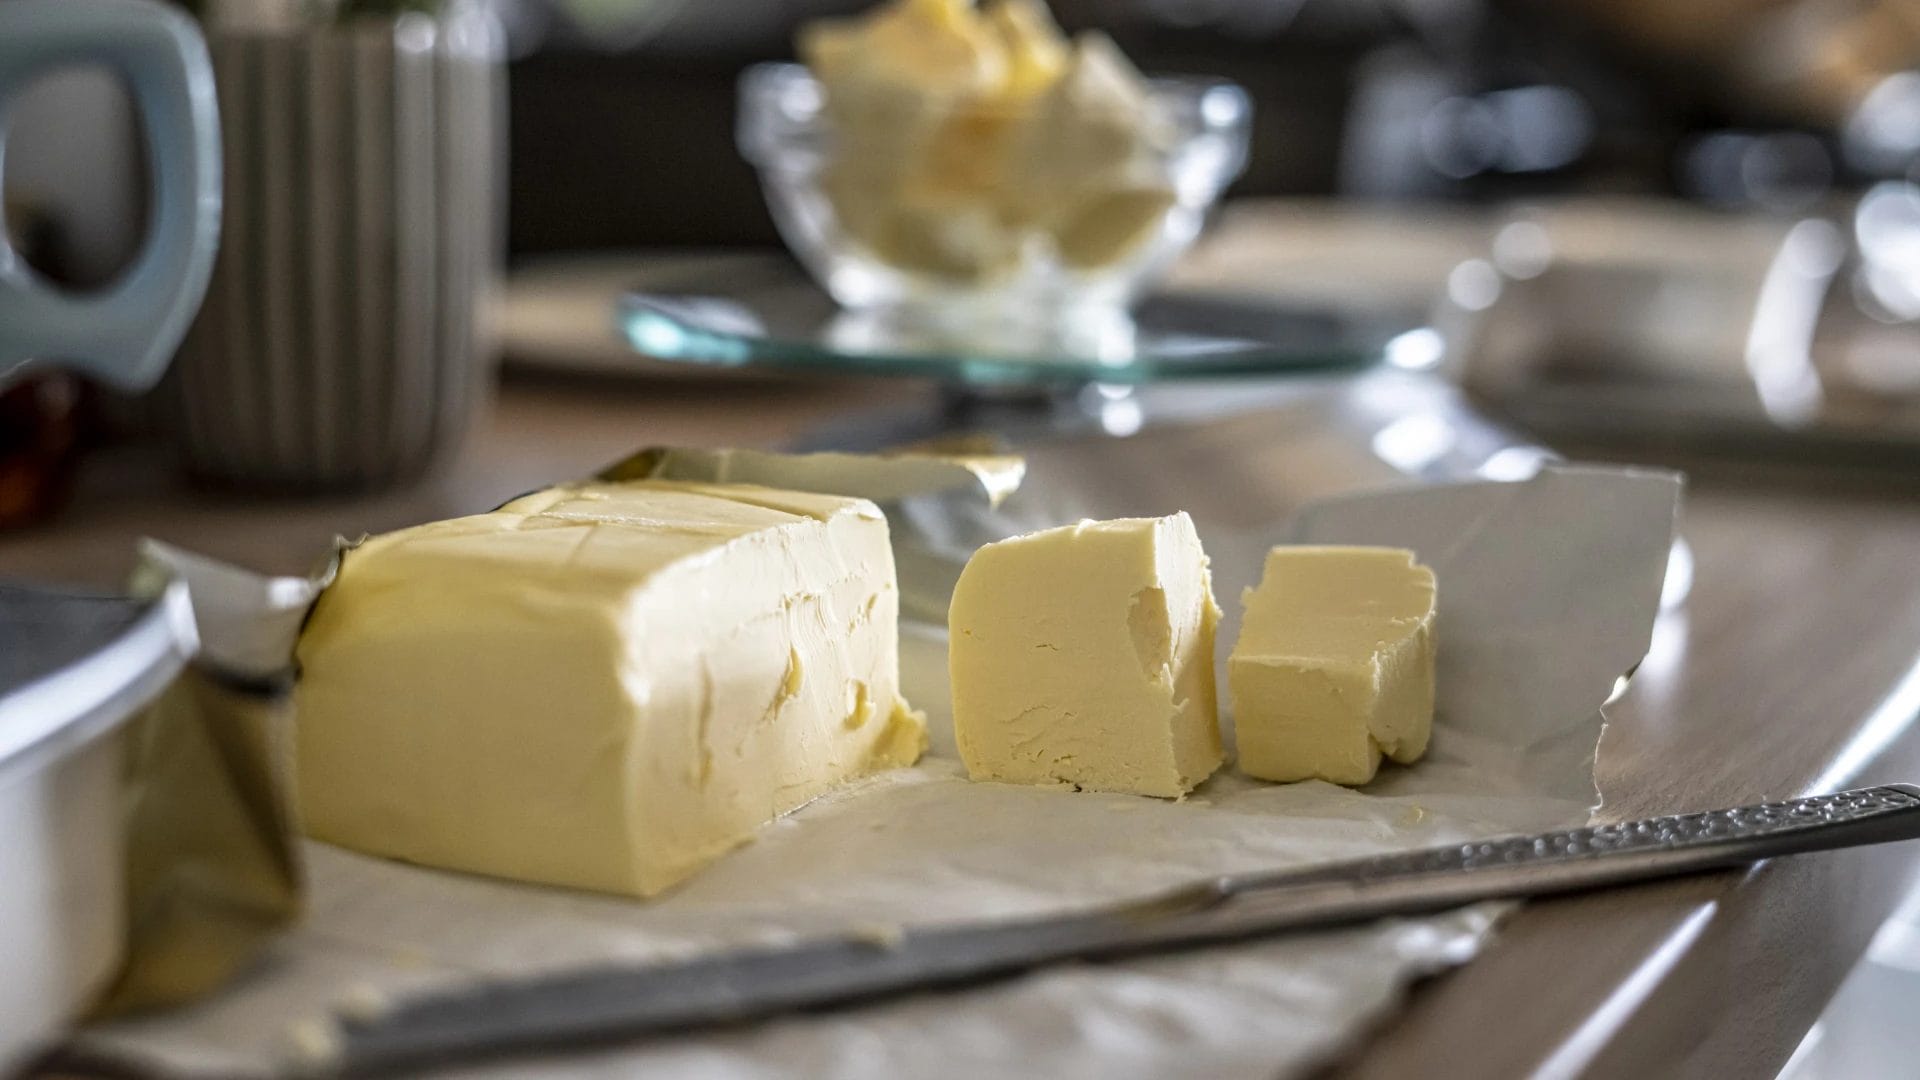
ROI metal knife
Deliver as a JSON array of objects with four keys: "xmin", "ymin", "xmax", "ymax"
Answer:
[{"xmin": 317, "ymin": 784, "xmax": 1920, "ymax": 1078}]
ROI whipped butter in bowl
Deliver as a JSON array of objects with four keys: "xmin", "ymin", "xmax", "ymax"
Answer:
[{"xmin": 738, "ymin": 0, "xmax": 1251, "ymax": 353}]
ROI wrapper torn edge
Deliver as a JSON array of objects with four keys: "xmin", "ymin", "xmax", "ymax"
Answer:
[
  {"xmin": 89, "ymin": 544, "xmax": 329, "ymax": 1017},
  {"xmin": 599, "ymin": 445, "xmax": 1026, "ymax": 508}
]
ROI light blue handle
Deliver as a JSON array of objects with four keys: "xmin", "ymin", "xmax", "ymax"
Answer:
[{"xmin": 0, "ymin": 0, "xmax": 220, "ymax": 393}]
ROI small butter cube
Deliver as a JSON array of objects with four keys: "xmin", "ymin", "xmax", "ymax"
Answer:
[
  {"xmin": 1230, "ymin": 546, "xmax": 1436, "ymax": 786},
  {"xmin": 949, "ymin": 513, "xmax": 1223, "ymax": 797},
  {"xmin": 295, "ymin": 481, "xmax": 925, "ymax": 897}
]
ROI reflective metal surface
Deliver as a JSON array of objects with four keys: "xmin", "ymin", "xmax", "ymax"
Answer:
[{"xmin": 0, "ymin": 580, "xmax": 195, "ymax": 1071}]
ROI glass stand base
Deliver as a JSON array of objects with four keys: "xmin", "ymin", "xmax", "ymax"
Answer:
[
  {"xmin": 791, "ymin": 375, "xmax": 1359, "ymax": 452},
  {"xmin": 617, "ymin": 255, "xmax": 1413, "ymax": 385}
]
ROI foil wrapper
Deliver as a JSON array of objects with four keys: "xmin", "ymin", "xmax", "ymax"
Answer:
[{"xmin": 88, "ymin": 543, "xmax": 327, "ymax": 1017}]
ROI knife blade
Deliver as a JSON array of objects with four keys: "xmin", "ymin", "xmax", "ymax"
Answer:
[{"xmin": 312, "ymin": 783, "xmax": 1920, "ymax": 1078}]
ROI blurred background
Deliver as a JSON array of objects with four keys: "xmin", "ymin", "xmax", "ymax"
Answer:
[
  {"xmin": 27, "ymin": 0, "xmax": 1920, "ymax": 249},
  {"xmin": 6, "ymin": 0, "xmax": 1920, "ymax": 510}
]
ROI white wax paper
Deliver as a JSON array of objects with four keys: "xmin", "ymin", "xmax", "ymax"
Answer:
[{"xmin": 77, "ymin": 465, "xmax": 1680, "ymax": 1080}]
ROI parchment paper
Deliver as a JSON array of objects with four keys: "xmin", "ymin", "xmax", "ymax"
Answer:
[{"xmin": 76, "ymin": 465, "xmax": 1681, "ymax": 1079}]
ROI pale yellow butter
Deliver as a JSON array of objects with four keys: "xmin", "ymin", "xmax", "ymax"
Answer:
[
  {"xmin": 799, "ymin": 0, "xmax": 1176, "ymax": 280},
  {"xmin": 295, "ymin": 481, "xmax": 925, "ymax": 897},
  {"xmin": 1011, "ymin": 33, "xmax": 1166, "ymax": 230},
  {"xmin": 800, "ymin": 0, "xmax": 1006, "ymax": 101},
  {"xmin": 1230, "ymin": 547, "xmax": 1436, "ymax": 786},
  {"xmin": 949, "ymin": 513, "xmax": 1223, "ymax": 797},
  {"xmin": 987, "ymin": 0, "xmax": 1068, "ymax": 96}
]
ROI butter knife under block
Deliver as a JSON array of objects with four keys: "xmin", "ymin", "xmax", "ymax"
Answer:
[{"xmin": 309, "ymin": 784, "xmax": 1920, "ymax": 1078}]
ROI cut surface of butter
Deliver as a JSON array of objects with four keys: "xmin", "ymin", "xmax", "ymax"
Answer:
[
  {"xmin": 949, "ymin": 513, "xmax": 1222, "ymax": 797},
  {"xmin": 295, "ymin": 481, "xmax": 925, "ymax": 898},
  {"xmin": 1230, "ymin": 546, "xmax": 1436, "ymax": 786}
]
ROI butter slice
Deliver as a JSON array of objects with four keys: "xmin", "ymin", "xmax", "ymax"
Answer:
[
  {"xmin": 1230, "ymin": 547, "xmax": 1436, "ymax": 786},
  {"xmin": 295, "ymin": 481, "xmax": 925, "ymax": 897},
  {"xmin": 949, "ymin": 513, "xmax": 1223, "ymax": 797}
]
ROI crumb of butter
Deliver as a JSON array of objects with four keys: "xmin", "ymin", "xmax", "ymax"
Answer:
[
  {"xmin": 336, "ymin": 982, "xmax": 391, "ymax": 1023},
  {"xmin": 284, "ymin": 1017, "xmax": 343, "ymax": 1071},
  {"xmin": 388, "ymin": 944, "xmax": 433, "ymax": 970},
  {"xmin": 847, "ymin": 922, "xmax": 908, "ymax": 949}
]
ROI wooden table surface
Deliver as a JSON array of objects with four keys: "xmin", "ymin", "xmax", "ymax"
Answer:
[{"xmin": 8, "ymin": 365, "xmax": 1920, "ymax": 1080}]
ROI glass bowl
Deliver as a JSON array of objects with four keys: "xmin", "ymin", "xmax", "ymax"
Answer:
[{"xmin": 737, "ymin": 62, "xmax": 1252, "ymax": 352}]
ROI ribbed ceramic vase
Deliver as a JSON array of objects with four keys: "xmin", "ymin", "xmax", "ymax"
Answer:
[{"xmin": 165, "ymin": 4, "xmax": 503, "ymax": 492}]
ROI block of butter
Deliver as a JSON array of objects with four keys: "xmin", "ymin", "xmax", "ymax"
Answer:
[
  {"xmin": 1230, "ymin": 547, "xmax": 1436, "ymax": 786},
  {"xmin": 295, "ymin": 481, "xmax": 926, "ymax": 897},
  {"xmin": 949, "ymin": 513, "xmax": 1223, "ymax": 797}
]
